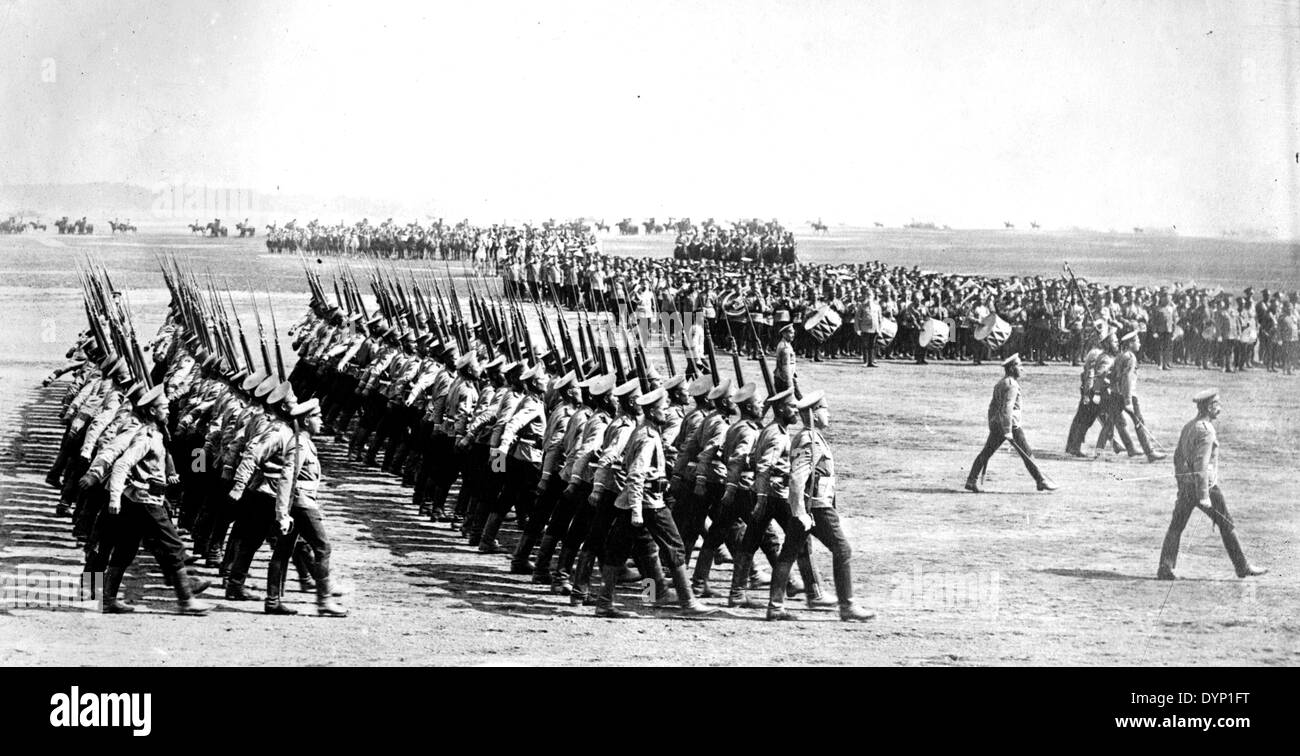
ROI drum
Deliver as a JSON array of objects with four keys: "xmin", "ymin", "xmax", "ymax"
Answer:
[
  {"xmin": 876, "ymin": 317, "xmax": 898, "ymax": 349},
  {"xmin": 1241, "ymin": 323, "xmax": 1257, "ymax": 343},
  {"xmin": 918, "ymin": 318, "xmax": 950, "ymax": 349},
  {"xmin": 804, "ymin": 305, "xmax": 842, "ymax": 343},
  {"xmin": 973, "ymin": 313, "xmax": 1012, "ymax": 348},
  {"xmin": 1200, "ymin": 323, "xmax": 1217, "ymax": 341}
]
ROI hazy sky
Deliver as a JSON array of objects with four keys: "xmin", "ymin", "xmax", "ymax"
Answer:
[{"xmin": 1, "ymin": 0, "xmax": 1296, "ymax": 234}]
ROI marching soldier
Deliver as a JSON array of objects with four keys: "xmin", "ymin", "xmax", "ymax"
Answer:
[
  {"xmin": 594, "ymin": 386, "xmax": 718, "ymax": 618},
  {"xmin": 568, "ymin": 377, "xmax": 640, "ymax": 605},
  {"xmin": 965, "ymin": 354, "xmax": 1057, "ymax": 493},
  {"xmin": 549, "ymin": 373, "xmax": 614, "ymax": 595},
  {"xmin": 1064, "ymin": 326, "xmax": 1112, "ymax": 457},
  {"xmin": 765, "ymin": 390, "xmax": 874, "ymax": 621},
  {"xmin": 265, "ymin": 398, "xmax": 349, "ymax": 616},
  {"xmin": 1158, "ymin": 389, "xmax": 1267, "ymax": 580},
  {"xmin": 1096, "ymin": 330, "xmax": 1166, "ymax": 462},
  {"xmin": 101, "ymin": 385, "xmax": 212, "ymax": 615},
  {"xmin": 516, "ymin": 370, "xmax": 580, "ymax": 579}
]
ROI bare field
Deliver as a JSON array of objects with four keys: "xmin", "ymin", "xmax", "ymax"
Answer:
[{"xmin": 1, "ymin": 233, "xmax": 1298, "ymax": 666}]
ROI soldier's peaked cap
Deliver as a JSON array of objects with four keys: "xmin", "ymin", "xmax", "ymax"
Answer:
[
  {"xmin": 688, "ymin": 375, "xmax": 713, "ymax": 397},
  {"xmin": 267, "ymin": 380, "xmax": 295, "ymax": 406},
  {"xmin": 1001, "ymin": 353, "xmax": 1022, "ymax": 368},
  {"xmin": 254, "ymin": 376, "xmax": 278, "ymax": 398},
  {"xmin": 733, "ymin": 381, "xmax": 759, "ymax": 403},
  {"xmin": 663, "ymin": 374, "xmax": 685, "ymax": 391},
  {"xmin": 134, "ymin": 384, "xmax": 167, "ymax": 409},
  {"xmin": 796, "ymin": 389, "xmax": 826, "ymax": 411},
  {"xmin": 1193, "ymin": 388, "xmax": 1219, "ymax": 405},
  {"xmin": 290, "ymin": 398, "xmax": 321, "ymax": 417},
  {"xmin": 613, "ymin": 378, "xmax": 641, "ymax": 398},
  {"xmin": 1119, "ymin": 329, "xmax": 1139, "ymax": 342},
  {"xmin": 636, "ymin": 386, "xmax": 667, "ymax": 407},
  {"xmin": 766, "ymin": 387, "xmax": 796, "ymax": 406},
  {"xmin": 707, "ymin": 377, "xmax": 733, "ymax": 401},
  {"xmin": 242, "ymin": 370, "xmax": 269, "ymax": 392}
]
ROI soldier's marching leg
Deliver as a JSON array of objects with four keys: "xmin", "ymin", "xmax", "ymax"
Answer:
[
  {"xmin": 1209, "ymin": 488, "xmax": 1267, "ymax": 578},
  {"xmin": 264, "ymin": 534, "xmax": 299, "ymax": 615},
  {"xmin": 1157, "ymin": 495, "xmax": 1195, "ymax": 579}
]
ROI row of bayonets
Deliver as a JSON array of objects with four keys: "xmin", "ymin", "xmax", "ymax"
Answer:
[
  {"xmin": 81, "ymin": 252, "xmax": 790, "ymax": 401},
  {"xmin": 298, "ymin": 255, "xmax": 789, "ymax": 397}
]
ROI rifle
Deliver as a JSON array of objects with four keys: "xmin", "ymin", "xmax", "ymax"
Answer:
[
  {"xmin": 267, "ymin": 291, "xmax": 287, "ymax": 383},
  {"xmin": 249, "ymin": 288, "xmax": 273, "ymax": 376}
]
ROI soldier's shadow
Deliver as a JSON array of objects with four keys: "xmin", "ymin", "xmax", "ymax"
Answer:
[
  {"xmin": 316, "ymin": 438, "xmax": 590, "ymax": 620},
  {"xmin": 1038, "ymin": 567, "xmax": 1225, "ymax": 582}
]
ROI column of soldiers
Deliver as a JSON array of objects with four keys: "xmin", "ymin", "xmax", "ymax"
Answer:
[
  {"xmin": 43, "ymin": 256, "xmax": 348, "ymax": 617},
  {"xmin": 282, "ymin": 257, "xmax": 877, "ymax": 621}
]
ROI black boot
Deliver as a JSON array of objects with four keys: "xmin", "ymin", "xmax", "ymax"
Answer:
[
  {"xmin": 316, "ymin": 576, "xmax": 349, "ymax": 617},
  {"xmin": 510, "ymin": 532, "xmax": 539, "ymax": 574},
  {"xmin": 594, "ymin": 564, "xmax": 632, "ymax": 618},
  {"xmin": 103, "ymin": 566, "xmax": 134, "ymax": 614},
  {"xmin": 478, "ymin": 512, "xmax": 504, "ymax": 554},
  {"xmin": 264, "ymin": 558, "xmax": 298, "ymax": 615},
  {"xmin": 551, "ymin": 545, "xmax": 577, "ymax": 595},
  {"xmin": 692, "ymin": 547, "xmax": 717, "ymax": 598},
  {"xmin": 173, "ymin": 567, "xmax": 212, "ymax": 615},
  {"xmin": 569, "ymin": 550, "xmax": 595, "ymax": 606},
  {"xmin": 532, "ymin": 535, "xmax": 559, "ymax": 584},
  {"xmin": 671, "ymin": 565, "xmax": 718, "ymax": 617}
]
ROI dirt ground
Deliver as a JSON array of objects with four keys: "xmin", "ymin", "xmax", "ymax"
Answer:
[{"xmin": 1, "ymin": 233, "xmax": 1298, "ymax": 666}]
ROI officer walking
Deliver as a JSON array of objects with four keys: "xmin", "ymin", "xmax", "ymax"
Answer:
[
  {"xmin": 965, "ymin": 354, "xmax": 1057, "ymax": 493},
  {"xmin": 1157, "ymin": 389, "xmax": 1268, "ymax": 580}
]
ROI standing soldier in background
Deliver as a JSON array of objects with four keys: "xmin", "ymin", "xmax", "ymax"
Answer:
[
  {"xmin": 1158, "ymin": 389, "xmax": 1267, "ymax": 580},
  {"xmin": 773, "ymin": 323, "xmax": 797, "ymax": 392},
  {"xmin": 1097, "ymin": 330, "xmax": 1166, "ymax": 463}
]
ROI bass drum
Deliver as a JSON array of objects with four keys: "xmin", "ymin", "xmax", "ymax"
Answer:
[
  {"xmin": 918, "ymin": 318, "xmax": 950, "ymax": 349},
  {"xmin": 875, "ymin": 317, "xmax": 898, "ymax": 349},
  {"xmin": 803, "ymin": 305, "xmax": 843, "ymax": 343},
  {"xmin": 974, "ymin": 313, "xmax": 1012, "ymax": 349}
]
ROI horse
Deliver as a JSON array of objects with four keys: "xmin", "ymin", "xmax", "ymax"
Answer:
[
  {"xmin": 236, "ymin": 220, "xmax": 256, "ymax": 237},
  {"xmin": 1030, "ymin": 221, "xmax": 1040, "ymax": 229},
  {"xmin": 872, "ymin": 221, "xmax": 885, "ymax": 228},
  {"xmin": 189, "ymin": 221, "xmax": 206, "ymax": 234},
  {"xmin": 593, "ymin": 219, "xmax": 610, "ymax": 233},
  {"xmin": 1003, "ymin": 221, "xmax": 1015, "ymax": 229},
  {"xmin": 808, "ymin": 219, "xmax": 828, "ymax": 234}
]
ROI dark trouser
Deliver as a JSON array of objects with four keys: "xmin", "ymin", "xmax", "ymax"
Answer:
[
  {"xmin": 604, "ymin": 507, "xmax": 687, "ymax": 572},
  {"xmin": 105, "ymin": 495, "xmax": 190, "ymax": 578},
  {"xmin": 428, "ymin": 433, "xmax": 458, "ymax": 501},
  {"xmin": 1095, "ymin": 396, "xmax": 1138, "ymax": 455},
  {"xmin": 226, "ymin": 490, "xmax": 277, "ymax": 587},
  {"xmin": 769, "ymin": 506, "xmax": 853, "ymax": 609},
  {"xmin": 577, "ymin": 489, "xmax": 619, "ymax": 562},
  {"xmin": 553, "ymin": 481, "xmax": 594, "ymax": 541},
  {"xmin": 859, "ymin": 332, "xmax": 877, "ymax": 364},
  {"xmin": 268, "ymin": 507, "xmax": 331, "ymax": 592},
  {"xmin": 1154, "ymin": 332, "xmax": 1172, "ymax": 368},
  {"xmin": 1159, "ymin": 485, "xmax": 1250, "ymax": 577},
  {"xmin": 1065, "ymin": 397, "xmax": 1100, "ymax": 453},
  {"xmin": 494, "ymin": 456, "xmax": 540, "ymax": 521},
  {"xmin": 458, "ymin": 443, "xmax": 489, "ymax": 522},
  {"xmin": 169, "ymin": 435, "xmax": 204, "ymax": 530},
  {"xmin": 328, "ymin": 375, "xmax": 361, "ymax": 428},
  {"xmin": 730, "ymin": 491, "xmax": 812, "ymax": 597},
  {"xmin": 699, "ymin": 481, "xmax": 749, "ymax": 553},
  {"xmin": 61, "ymin": 450, "xmax": 89, "ymax": 507},
  {"xmin": 526, "ymin": 474, "xmax": 564, "ymax": 538},
  {"xmin": 192, "ymin": 475, "xmax": 235, "ymax": 557},
  {"xmin": 967, "ymin": 423, "xmax": 1044, "ymax": 485}
]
